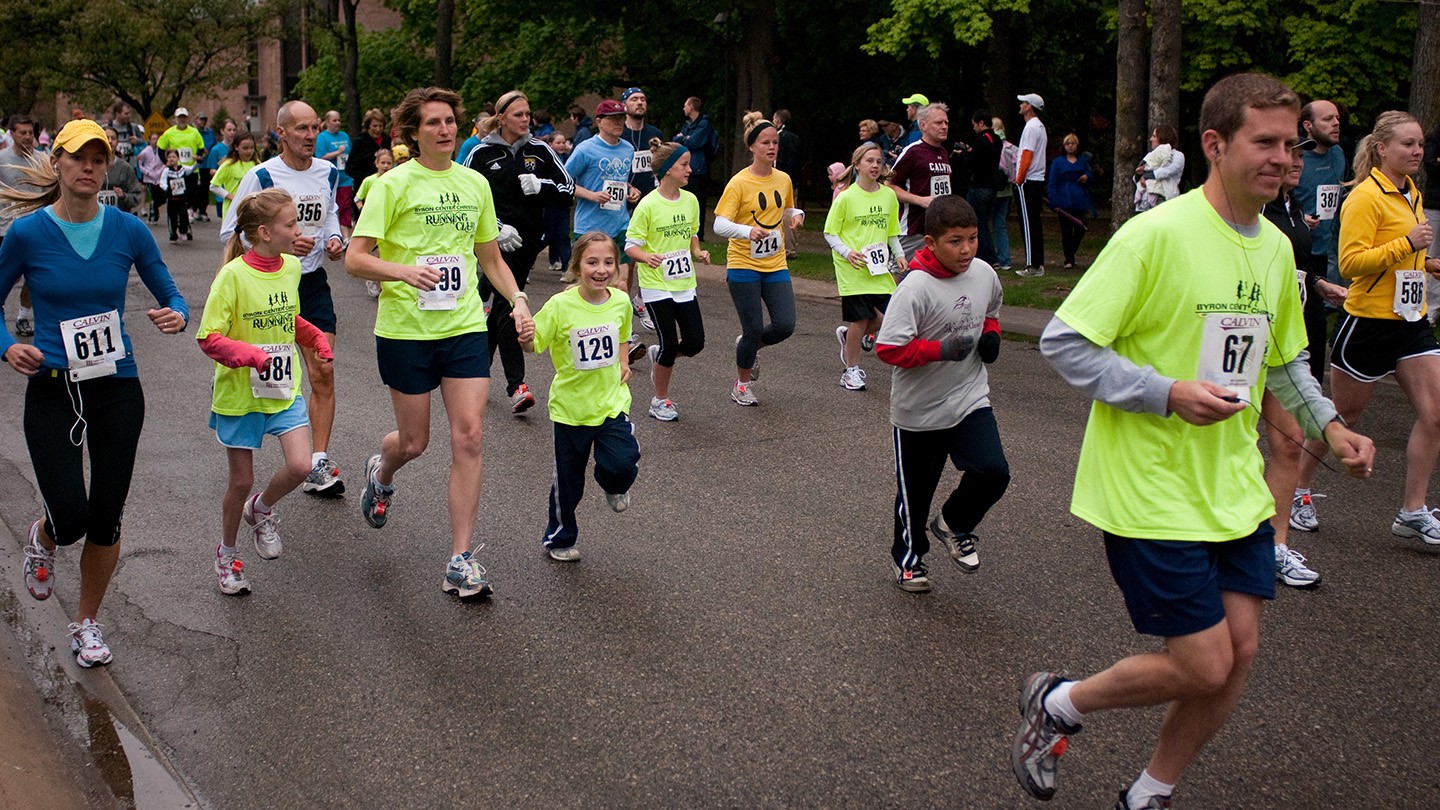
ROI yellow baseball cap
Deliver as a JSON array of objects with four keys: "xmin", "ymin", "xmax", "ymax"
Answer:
[{"xmin": 53, "ymin": 119, "xmax": 112, "ymax": 158}]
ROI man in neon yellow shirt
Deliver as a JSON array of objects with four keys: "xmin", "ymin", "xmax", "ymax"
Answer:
[
  {"xmin": 1012, "ymin": 73, "xmax": 1375, "ymax": 809},
  {"xmin": 346, "ymin": 87, "xmax": 533, "ymax": 601}
]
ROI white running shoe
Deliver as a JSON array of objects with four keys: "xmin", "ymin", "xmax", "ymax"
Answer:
[
  {"xmin": 835, "ymin": 325, "xmax": 849, "ymax": 366},
  {"xmin": 23, "ymin": 519, "xmax": 54, "ymax": 601},
  {"xmin": 366, "ymin": 280, "xmax": 381, "ymax": 298},
  {"xmin": 215, "ymin": 543, "xmax": 251, "ymax": 595},
  {"xmin": 1392, "ymin": 507, "xmax": 1440, "ymax": 545},
  {"xmin": 69, "ymin": 619, "xmax": 112, "ymax": 668},
  {"xmin": 649, "ymin": 397, "xmax": 679, "ymax": 421},
  {"xmin": 1289, "ymin": 491, "xmax": 1323, "ymax": 532},
  {"xmin": 841, "ymin": 366, "xmax": 866, "ymax": 391},
  {"xmin": 547, "ymin": 545, "xmax": 581, "ymax": 562},
  {"xmin": 1275, "ymin": 544, "xmax": 1321, "ymax": 588},
  {"xmin": 731, "ymin": 379, "xmax": 758, "ymax": 406},
  {"xmin": 243, "ymin": 494, "xmax": 283, "ymax": 559},
  {"xmin": 442, "ymin": 550, "xmax": 493, "ymax": 599}
]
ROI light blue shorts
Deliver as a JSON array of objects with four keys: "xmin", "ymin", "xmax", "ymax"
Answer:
[{"xmin": 209, "ymin": 396, "xmax": 309, "ymax": 450}]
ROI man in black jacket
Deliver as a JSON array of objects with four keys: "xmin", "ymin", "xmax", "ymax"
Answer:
[{"xmin": 957, "ymin": 110, "xmax": 1003, "ymax": 265}]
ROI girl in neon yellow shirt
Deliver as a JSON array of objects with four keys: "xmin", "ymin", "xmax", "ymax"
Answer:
[
  {"xmin": 196, "ymin": 189, "xmax": 333, "ymax": 596},
  {"xmin": 823, "ymin": 143, "xmax": 902, "ymax": 391},
  {"xmin": 209, "ymin": 131, "xmax": 256, "ymax": 217},
  {"xmin": 522, "ymin": 232, "xmax": 640, "ymax": 561},
  {"xmin": 625, "ymin": 138, "xmax": 711, "ymax": 422}
]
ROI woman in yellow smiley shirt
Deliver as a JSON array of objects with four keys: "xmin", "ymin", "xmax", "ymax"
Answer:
[{"xmin": 712, "ymin": 111, "xmax": 805, "ymax": 406}]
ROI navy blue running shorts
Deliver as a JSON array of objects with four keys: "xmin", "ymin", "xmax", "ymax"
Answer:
[
  {"xmin": 841, "ymin": 293, "xmax": 891, "ymax": 323},
  {"xmin": 1103, "ymin": 521, "xmax": 1275, "ymax": 638},
  {"xmin": 299, "ymin": 269, "xmax": 338, "ymax": 335},
  {"xmin": 376, "ymin": 331, "xmax": 489, "ymax": 395}
]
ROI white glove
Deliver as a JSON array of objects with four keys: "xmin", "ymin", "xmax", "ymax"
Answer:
[
  {"xmin": 517, "ymin": 173, "xmax": 542, "ymax": 196},
  {"xmin": 497, "ymin": 222, "xmax": 523, "ymax": 252}
]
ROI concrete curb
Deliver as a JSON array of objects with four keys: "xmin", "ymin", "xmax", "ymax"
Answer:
[{"xmin": 0, "ymin": 513, "xmax": 205, "ymax": 809}]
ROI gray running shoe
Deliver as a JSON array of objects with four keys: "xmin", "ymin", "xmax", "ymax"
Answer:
[
  {"xmin": 547, "ymin": 545, "xmax": 581, "ymax": 562},
  {"xmin": 841, "ymin": 367, "xmax": 866, "ymax": 391},
  {"xmin": 930, "ymin": 517, "xmax": 979, "ymax": 572},
  {"xmin": 648, "ymin": 397, "xmax": 678, "ymax": 422},
  {"xmin": 606, "ymin": 491, "xmax": 631, "ymax": 513},
  {"xmin": 731, "ymin": 380, "xmax": 758, "ymax": 406},
  {"xmin": 15, "ymin": 316, "xmax": 33, "ymax": 337},
  {"xmin": 302, "ymin": 457, "xmax": 345, "ymax": 497},
  {"xmin": 1113, "ymin": 789, "xmax": 1172, "ymax": 810},
  {"xmin": 890, "ymin": 559, "xmax": 931, "ymax": 592},
  {"xmin": 441, "ymin": 551, "xmax": 493, "ymax": 599},
  {"xmin": 633, "ymin": 296, "xmax": 655, "ymax": 331},
  {"xmin": 360, "ymin": 454, "xmax": 394, "ymax": 529},
  {"xmin": 1392, "ymin": 507, "xmax": 1440, "ymax": 545},
  {"xmin": 1011, "ymin": 671, "xmax": 1080, "ymax": 801},
  {"xmin": 1289, "ymin": 492, "xmax": 1322, "ymax": 532},
  {"xmin": 1275, "ymin": 545, "xmax": 1320, "ymax": 588},
  {"xmin": 243, "ymin": 495, "xmax": 283, "ymax": 559}
]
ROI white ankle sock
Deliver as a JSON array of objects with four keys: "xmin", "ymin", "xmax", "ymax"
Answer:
[
  {"xmin": 253, "ymin": 494, "xmax": 271, "ymax": 513},
  {"xmin": 1126, "ymin": 769, "xmax": 1174, "ymax": 809},
  {"xmin": 1042, "ymin": 680, "xmax": 1084, "ymax": 727},
  {"xmin": 311, "ymin": 451, "xmax": 327, "ymax": 466}
]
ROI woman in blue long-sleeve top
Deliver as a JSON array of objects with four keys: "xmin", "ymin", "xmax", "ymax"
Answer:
[
  {"xmin": 1046, "ymin": 133, "xmax": 1098, "ymax": 269},
  {"xmin": 0, "ymin": 119, "xmax": 189, "ymax": 669}
]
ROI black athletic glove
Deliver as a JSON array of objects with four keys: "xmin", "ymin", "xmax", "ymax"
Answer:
[
  {"xmin": 939, "ymin": 333, "xmax": 976, "ymax": 361},
  {"xmin": 978, "ymin": 331, "xmax": 1000, "ymax": 363}
]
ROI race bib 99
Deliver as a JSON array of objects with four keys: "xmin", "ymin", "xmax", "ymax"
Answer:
[{"xmin": 416, "ymin": 254, "xmax": 466, "ymax": 311}]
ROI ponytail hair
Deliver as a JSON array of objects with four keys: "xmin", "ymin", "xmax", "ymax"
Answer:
[
  {"xmin": 742, "ymin": 111, "xmax": 774, "ymax": 147},
  {"xmin": 0, "ymin": 153, "xmax": 59, "ymax": 219},
  {"xmin": 1350, "ymin": 110, "xmax": 1419, "ymax": 187},
  {"xmin": 480, "ymin": 90, "xmax": 527, "ymax": 135},
  {"xmin": 223, "ymin": 189, "xmax": 296, "ymax": 263},
  {"xmin": 648, "ymin": 137, "xmax": 687, "ymax": 178}
]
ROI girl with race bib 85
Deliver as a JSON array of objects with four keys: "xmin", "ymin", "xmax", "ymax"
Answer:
[
  {"xmin": 625, "ymin": 138, "xmax": 710, "ymax": 421},
  {"xmin": 713, "ymin": 111, "xmax": 804, "ymax": 406},
  {"xmin": 197, "ymin": 188, "xmax": 333, "ymax": 596},
  {"xmin": 824, "ymin": 143, "xmax": 902, "ymax": 391}
]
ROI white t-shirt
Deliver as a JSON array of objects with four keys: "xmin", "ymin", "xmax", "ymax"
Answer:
[
  {"xmin": 220, "ymin": 156, "xmax": 341, "ymax": 275},
  {"xmin": 1018, "ymin": 117, "xmax": 1048, "ymax": 182}
]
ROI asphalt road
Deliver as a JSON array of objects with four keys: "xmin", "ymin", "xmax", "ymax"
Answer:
[{"xmin": 1, "ymin": 215, "xmax": 1438, "ymax": 808}]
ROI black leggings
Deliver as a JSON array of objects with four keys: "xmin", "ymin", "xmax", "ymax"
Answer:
[
  {"xmin": 24, "ymin": 374, "xmax": 145, "ymax": 547},
  {"xmin": 727, "ymin": 275, "xmax": 795, "ymax": 369},
  {"xmin": 484, "ymin": 240, "xmax": 541, "ymax": 396},
  {"xmin": 648, "ymin": 297, "xmax": 705, "ymax": 366}
]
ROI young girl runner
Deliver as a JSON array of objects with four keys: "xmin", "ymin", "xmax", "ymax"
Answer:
[
  {"xmin": 197, "ymin": 189, "xmax": 333, "ymax": 595},
  {"xmin": 209, "ymin": 130, "xmax": 257, "ymax": 218},
  {"xmin": 522, "ymin": 232, "xmax": 641, "ymax": 561},
  {"xmin": 713, "ymin": 111, "xmax": 805, "ymax": 405},
  {"xmin": 625, "ymin": 138, "xmax": 710, "ymax": 421},
  {"xmin": 354, "ymin": 148, "xmax": 394, "ymax": 298},
  {"xmin": 824, "ymin": 143, "xmax": 903, "ymax": 391}
]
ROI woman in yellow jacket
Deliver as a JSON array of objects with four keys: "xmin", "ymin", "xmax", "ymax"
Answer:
[{"xmin": 1324, "ymin": 110, "xmax": 1440, "ymax": 542}]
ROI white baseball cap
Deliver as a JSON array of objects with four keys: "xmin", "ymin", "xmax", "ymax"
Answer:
[
  {"xmin": 174, "ymin": 107, "xmax": 190, "ymax": 118},
  {"xmin": 1016, "ymin": 93, "xmax": 1045, "ymax": 111}
]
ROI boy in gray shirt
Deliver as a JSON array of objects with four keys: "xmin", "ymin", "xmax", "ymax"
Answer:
[{"xmin": 875, "ymin": 196, "xmax": 1010, "ymax": 592}]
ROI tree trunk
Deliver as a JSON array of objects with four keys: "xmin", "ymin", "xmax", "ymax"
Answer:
[
  {"xmin": 1111, "ymin": 0, "xmax": 1148, "ymax": 231},
  {"xmin": 434, "ymin": 0, "xmax": 454, "ymax": 89},
  {"xmin": 1147, "ymin": 0, "xmax": 1180, "ymax": 133},
  {"xmin": 984, "ymin": 13, "xmax": 1014, "ymax": 124},
  {"xmin": 730, "ymin": 0, "xmax": 777, "ymax": 174},
  {"xmin": 1413, "ymin": 0, "xmax": 1440, "ymax": 131},
  {"xmin": 340, "ymin": 0, "xmax": 360, "ymax": 134}
]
